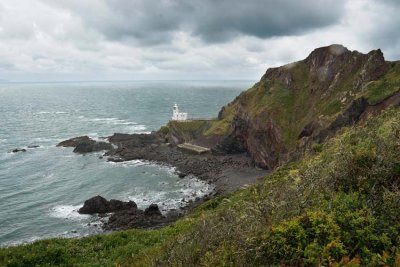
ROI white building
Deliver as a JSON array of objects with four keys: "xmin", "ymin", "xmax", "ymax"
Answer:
[{"xmin": 171, "ymin": 104, "xmax": 188, "ymax": 121}]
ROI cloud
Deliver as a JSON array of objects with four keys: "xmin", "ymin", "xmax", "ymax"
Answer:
[
  {"xmin": 0, "ymin": 0, "xmax": 399, "ymax": 81},
  {"xmin": 187, "ymin": 0, "xmax": 345, "ymax": 42},
  {"xmin": 0, "ymin": 61, "xmax": 15, "ymax": 70},
  {"xmin": 41, "ymin": 0, "xmax": 346, "ymax": 44}
]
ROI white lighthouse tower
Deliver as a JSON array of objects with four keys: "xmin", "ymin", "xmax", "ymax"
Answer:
[{"xmin": 171, "ymin": 104, "xmax": 188, "ymax": 121}]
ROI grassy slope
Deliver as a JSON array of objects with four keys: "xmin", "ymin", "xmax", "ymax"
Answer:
[
  {"xmin": 1, "ymin": 108, "xmax": 399, "ymax": 266},
  {"xmin": 364, "ymin": 61, "xmax": 400, "ymax": 105}
]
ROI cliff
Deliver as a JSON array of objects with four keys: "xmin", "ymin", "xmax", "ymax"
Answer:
[{"xmin": 205, "ymin": 44, "xmax": 400, "ymax": 169}]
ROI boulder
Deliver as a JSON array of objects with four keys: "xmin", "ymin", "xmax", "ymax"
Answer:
[
  {"xmin": 11, "ymin": 148, "xmax": 26, "ymax": 153},
  {"xmin": 78, "ymin": 195, "xmax": 137, "ymax": 214},
  {"xmin": 144, "ymin": 204, "xmax": 162, "ymax": 216},
  {"xmin": 57, "ymin": 136, "xmax": 112, "ymax": 153},
  {"xmin": 104, "ymin": 203, "xmax": 167, "ymax": 230}
]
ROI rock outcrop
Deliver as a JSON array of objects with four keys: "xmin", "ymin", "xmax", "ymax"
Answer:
[
  {"xmin": 104, "ymin": 203, "xmax": 168, "ymax": 230},
  {"xmin": 57, "ymin": 136, "xmax": 92, "ymax": 147},
  {"xmin": 209, "ymin": 44, "xmax": 399, "ymax": 169},
  {"xmin": 10, "ymin": 148, "xmax": 27, "ymax": 153},
  {"xmin": 57, "ymin": 136, "xmax": 112, "ymax": 153},
  {"xmin": 78, "ymin": 195, "xmax": 137, "ymax": 214},
  {"xmin": 78, "ymin": 195, "xmax": 172, "ymax": 230}
]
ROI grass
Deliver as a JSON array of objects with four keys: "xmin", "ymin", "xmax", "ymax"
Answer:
[
  {"xmin": 0, "ymin": 196, "xmax": 228, "ymax": 267},
  {"xmin": 204, "ymin": 101, "xmax": 239, "ymax": 137},
  {"xmin": 364, "ymin": 61, "xmax": 400, "ymax": 105},
  {"xmin": 166, "ymin": 119, "xmax": 215, "ymax": 143},
  {"xmin": 0, "ymin": 225, "xmax": 181, "ymax": 266}
]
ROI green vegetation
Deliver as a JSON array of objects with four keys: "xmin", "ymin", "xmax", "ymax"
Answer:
[
  {"xmin": 0, "ymin": 228, "xmax": 180, "ymax": 267},
  {"xmin": 204, "ymin": 102, "xmax": 238, "ymax": 137},
  {"xmin": 168, "ymin": 120, "xmax": 210, "ymax": 133},
  {"xmin": 364, "ymin": 61, "xmax": 400, "ymax": 105},
  {"xmin": 2, "ymin": 108, "xmax": 399, "ymax": 266},
  {"xmin": 166, "ymin": 119, "xmax": 215, "ymax": 143}
]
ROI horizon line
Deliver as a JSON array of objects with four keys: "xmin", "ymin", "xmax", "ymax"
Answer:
[{"xmin": 0, "ymin": 79, "xmax": 256, "ymax": 84}]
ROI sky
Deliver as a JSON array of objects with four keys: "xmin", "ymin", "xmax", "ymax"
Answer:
[{"xmin": 0, "ymin": 0, "xmax": 399, "ymax": 82}]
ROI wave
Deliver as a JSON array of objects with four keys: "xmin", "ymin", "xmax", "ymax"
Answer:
[
  {"xmin": 78, "ymin": 116, "xmax": 148, "ymax": 133},
  {"xmin": 83, "ymin": 117, "xmax": 137, "ymax": 126},
  {"xmin": 49, "ymin": 205, "xmax": 89, "ymax": 221},
  {"xmin": 127, "ymin": 125, "xmax": 147, "ymax": 132},
  {"xmin": 107, "ymin": 159, "xmax": 148, "ymax": 167},
  {"xmin": 37, "ymin": 111, "xmax": 68, "ymax": 115},
  {"xmin": 33, "ymin": 137, "xmax": 60, "ymax": 143},
  {"xmin": 127, "ymin": 177, "xmax": 214, "ymax": 212}
]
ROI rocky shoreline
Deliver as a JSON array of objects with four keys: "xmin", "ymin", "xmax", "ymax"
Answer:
[{"xmin": 57, "ymin": 133, "xmax": 267, "ymax": 231}]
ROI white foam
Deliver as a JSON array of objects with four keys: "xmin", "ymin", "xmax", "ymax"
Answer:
[
  {"xmin": 91, "ymin": 117, "xmax": 118, "ymax": 122},
  {"xmin": 86, "ymin": 133, "xmax": 101, "ymax": 141},
  {"xmin": 127, "ymin": 125, "xmax": 147, "ymax": 132},
  {"xmin": 49, "ymin": 205, "xmax": 89, "ymax": 220},
  {"xmin": 0, "ymin": 139, "xmax": 7, "ymax": 143},
  {"xmin": 126, "ymin": 176, "xmax": 214, "ymax": 213},
  {"xmin": 37, "ymin": 111, "xmax": 67, "ymax": 115},
  {"xmin": 107, "ymin": 159, "xmax": 147, "ymax": 167},
  {"xmin": 42, "ymin": 173, "xmax": 55, "ymax": 180},
  {"xmin": 33, "ymin": 137, "xmax": 59, "ymax": 143},
  {"xmin": 2, "ymin": 236, "xmax": 42, "ymax": 247},
  {"xmin": 83, "ymin": 117, "xmax": 142, "ymax": 127}
]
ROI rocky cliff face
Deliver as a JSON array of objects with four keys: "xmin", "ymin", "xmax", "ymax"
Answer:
[{"xmin": 212, "ymin": 44, "xmax": 400, "ymax": 169}]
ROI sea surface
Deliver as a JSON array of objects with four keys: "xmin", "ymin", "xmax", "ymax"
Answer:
[{"xmin": 0, "ymin": 80, "xmax": 253, "ymax": 247}]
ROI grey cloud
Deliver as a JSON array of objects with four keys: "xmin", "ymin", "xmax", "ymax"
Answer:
[
  {"xmin": 380, "ymin": 0, "xmax": 400, "ymax": 5},
  {"xmin": 0, "ymin": 61, "xmax": 16, "ymax": 71},
  {"xmin": 188, "ymin": 0, "xmax": 345, "ymax": 42},
  {"xmin": 359, "ymin": 0, "xmax": 400, "ymax": 59},
  {"xmin": 41, "ymin": 0, "xmax": 346, "ymax": 44}
]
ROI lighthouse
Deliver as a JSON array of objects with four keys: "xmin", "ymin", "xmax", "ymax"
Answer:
[{"xmin": 171, "ymin": 104, "xmax": 188, "ymax": 121}]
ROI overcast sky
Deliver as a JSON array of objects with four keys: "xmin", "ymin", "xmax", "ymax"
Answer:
[{"xmin": 0, "ymin": 0, "xmax": 399, "ymax": 82}]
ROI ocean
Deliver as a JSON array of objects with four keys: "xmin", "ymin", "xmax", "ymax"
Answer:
[{"xmin": 0, "ymin": 80, "xmax": 253, "ymax": 247}]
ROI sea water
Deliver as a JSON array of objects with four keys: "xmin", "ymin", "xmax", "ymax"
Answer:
[{"xmin": 0, "ymin": 80, "xmax": 252, "ymax": 246}]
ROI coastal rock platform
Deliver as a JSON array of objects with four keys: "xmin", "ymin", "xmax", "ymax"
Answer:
[{"xmin": 58, "ymin": 132, "xmax": 267, "ymax": 230}]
